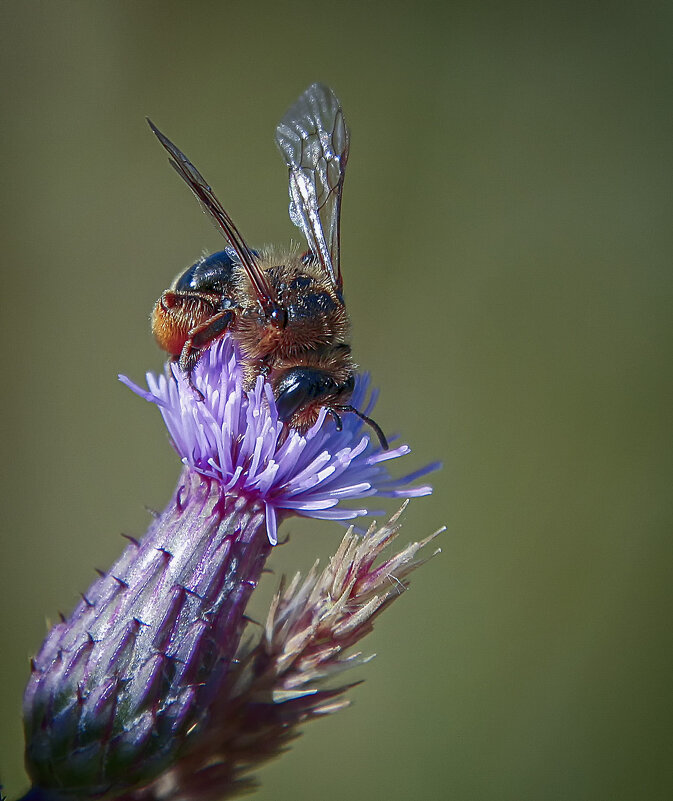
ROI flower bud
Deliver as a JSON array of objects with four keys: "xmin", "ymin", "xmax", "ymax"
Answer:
[{"xmin": 24, "ymin": 473, "xmax": 270, "ymax": 795}]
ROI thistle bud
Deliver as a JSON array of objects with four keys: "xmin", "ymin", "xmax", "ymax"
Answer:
[{"xmin": 24, "ymin": 472, "xmax": 270, "ymax": 794}]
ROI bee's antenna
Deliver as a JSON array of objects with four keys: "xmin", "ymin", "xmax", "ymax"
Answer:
[{"xmin": 333, "ymin": 405, "xmax": 388, "ymax": 451}]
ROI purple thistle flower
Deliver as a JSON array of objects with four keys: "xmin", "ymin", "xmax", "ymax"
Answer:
[
  {"xmin": 22, "ymin": 338, "xmax": 437, "ymax": 800},
  {"xmin": 119, "ymin": 336, "xmax": 437, "ymax": 545}
]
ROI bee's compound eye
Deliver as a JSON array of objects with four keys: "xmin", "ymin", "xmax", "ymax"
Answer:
[
  {"xmin": 275, "ymin": 368, "xmax": 336, "ymax": 423},
  {"xmin": 270, "ymin": 306, "xmax": 288, "ymax": 329}
]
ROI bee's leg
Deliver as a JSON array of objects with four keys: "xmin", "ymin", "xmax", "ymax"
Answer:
[
  {"xmin": 332, "ymin": 404, "xmax": 389, "ymax": 450},
  {"xmin": 179, "ymin": 309, "xmax": 235, "ymax": 399},
  {"xmin": 179, "ymin": 309, "xmax": 235, "ymax": 370},
  {"xmin": 326, "ymin": 408, "xmax": 344, "ymax": 431}
]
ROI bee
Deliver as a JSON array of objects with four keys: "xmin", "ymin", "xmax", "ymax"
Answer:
[{"xmin": 149, "ymin": 83, "xmax": 387, "ymax": 449}]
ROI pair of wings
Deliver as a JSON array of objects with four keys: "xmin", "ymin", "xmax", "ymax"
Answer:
[{"xmin": 148, "ymin": 83, "xmax": 349, "ymax": 311}]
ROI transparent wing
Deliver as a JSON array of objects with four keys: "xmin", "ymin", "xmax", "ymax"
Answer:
[
  {"xmin": 275, "ymin": 83, "xmax": 349, "ymax": 290},
  {"xmin": 147, "ymin": 119, "xmax": 278, "ymax": 310}
]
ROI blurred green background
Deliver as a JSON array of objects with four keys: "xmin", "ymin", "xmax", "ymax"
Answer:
[{"xmin": 1, "ymin": 1, "xmax": 672, "ymax": 799}]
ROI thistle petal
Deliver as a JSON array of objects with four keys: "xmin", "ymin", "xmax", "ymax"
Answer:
[{"xmin": 120, "ymin": 336, "xmax": 437, "ymax": 544}]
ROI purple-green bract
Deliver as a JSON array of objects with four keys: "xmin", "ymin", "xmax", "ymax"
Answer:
[{"xmin": 120, "ymin": 336, "xmax": 437, "ymax": 545}]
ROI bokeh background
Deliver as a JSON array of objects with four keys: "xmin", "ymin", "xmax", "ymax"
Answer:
[{"xmin": 1, "ymin": 2, "xmax": 672, "ymax": 799}]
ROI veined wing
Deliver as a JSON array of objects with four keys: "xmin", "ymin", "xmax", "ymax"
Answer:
[
  {"xmin": 147, "ymin": 118, "xmax": 278, "ymax": 310},
  {"xmin": 275, "ymin": 83, "xmax": 349, "ymax": 291}
]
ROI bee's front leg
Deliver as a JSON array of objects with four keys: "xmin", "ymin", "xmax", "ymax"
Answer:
[
  {"xmin": 179, "ymin": 309, "xmax": 235, "ymax": 371},
  {"xmin": 178, "ymin": 310, "xmax": 236, "ymax": 398}
]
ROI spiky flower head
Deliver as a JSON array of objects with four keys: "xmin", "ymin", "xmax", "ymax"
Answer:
[
  {"xmin": 22, "ymin": 339, "xmax": 438, "ymax": 800},
  {"xmin": 120, "ymin": 336, "xmax": 437, "ymax": 544}
]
